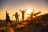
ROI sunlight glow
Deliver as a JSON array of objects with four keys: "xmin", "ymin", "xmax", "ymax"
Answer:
[{"xmin": 26, "ymin": 9, "xmax": 32, "ymax": 14}]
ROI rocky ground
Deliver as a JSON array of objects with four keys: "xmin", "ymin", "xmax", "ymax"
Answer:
[{"xmin": 0, "ymin": 13, "xmax": 48, "ymax": 32}]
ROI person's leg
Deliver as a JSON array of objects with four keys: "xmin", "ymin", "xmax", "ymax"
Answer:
[
  {"xmin": 16, "ymin": 18, "xmax": 17, "ymax": 22},
  {"xmin": 9, "ymin": 21, "xmax": 12, "ymax": 25},
  {"xmin": 6, "ymin": 21, "xmax": 8, "ymax": 26},
  {"xmin": 18, "ymin": 18, "xmax": 19, "ymax": 22},
  {"xmin": 6, "ymin": 21, "xmax": 7, "ymax": 26}
]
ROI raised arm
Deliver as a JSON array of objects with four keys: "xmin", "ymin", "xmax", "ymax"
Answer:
[
  {"xmin": 25, "ymin": 9, "xmax": 27, "ymax": 12},
  {"xmin": 19, "ymin": 9, "xmax": 22, "ymax": 12}
]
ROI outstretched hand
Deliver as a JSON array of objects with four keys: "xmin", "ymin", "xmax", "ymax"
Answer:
[{"xmin": 12, "ymin": 15, "xmax": 15, "ymax": 17}]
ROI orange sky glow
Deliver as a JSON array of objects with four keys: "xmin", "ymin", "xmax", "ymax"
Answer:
[{"xmin": 0, "ymin": 0, "xmax": 48, "ymax": 21}]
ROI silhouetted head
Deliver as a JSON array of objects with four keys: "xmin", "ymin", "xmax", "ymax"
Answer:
[
  {"xmin": 6, "ymin": 11, "xmax": 7, "ymax": 13},
  {"xmin": 6, "ymin": 11, "xmax": 9, "ymax": 15},
  {"xmin": 16, "ymin": 12, "xmax": 18, "ymax": 14}
]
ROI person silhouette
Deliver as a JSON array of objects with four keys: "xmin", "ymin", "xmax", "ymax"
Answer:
[
  {"xmin": 27, "ymin": 9, "xmax": 34, "ymax": 20},
  {"xmin": 27, "ymin": 9, "xmax": 41, "ymax": 20},
  {"xmin": 6, "ymin": 11, "xmax": 12, "ymax": 26},
  {"xmin": 19, "ymin": 9, "xmax": 27, "ymax": 21},
  {"xmin": 13, "ymin": 12, "xmax": 19, "ymax": 22}
]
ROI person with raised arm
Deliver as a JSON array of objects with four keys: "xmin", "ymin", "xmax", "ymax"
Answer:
[{"xmin": 19, "ymin": 9, "xmax": 27, "ymax": 21}]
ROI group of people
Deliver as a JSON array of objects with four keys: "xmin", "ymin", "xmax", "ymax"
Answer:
[
  {"xmin": 6, "ymin": 9, "xmax": 27, "ymax": 26},
  {"xmin": 6, "ymin": 9, "xmax": 41, "ymax": 26}
]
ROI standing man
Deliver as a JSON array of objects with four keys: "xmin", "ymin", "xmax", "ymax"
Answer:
[
  {"xmin": 13, "ymin": 12, "xmax": 19, "ymax": 22},
  {"xmin": 19, "ymin": 9, "xmax": 27, "ymax": 21},
  {"xmin": 6, "ymin": 11, "xmax": 12, "ymax": 26}
]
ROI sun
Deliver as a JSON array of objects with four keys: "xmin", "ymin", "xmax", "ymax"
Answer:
[{"xmin": 26, "ymin": 9, "xmax": 32, "ymax": 14}]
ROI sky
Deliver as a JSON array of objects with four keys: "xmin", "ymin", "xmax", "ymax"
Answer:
[{"xmin": 0, "ymin": 0, "xmax": 48, "ymax": 20}]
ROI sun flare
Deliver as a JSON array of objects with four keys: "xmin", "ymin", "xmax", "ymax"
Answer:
[{"xmin": 26, "ymin": 9, "xmax": 32, "ymax": 14}]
